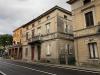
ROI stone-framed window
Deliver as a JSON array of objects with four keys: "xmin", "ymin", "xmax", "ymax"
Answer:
[
  {"xmin": 46, "ymin": 44, "xmax": 51, "ymax": 56},
  {"xmin": 46, "ymin": 23, "xmax": 50, "ymax": 34},
  {"xmin": 67, "ymin": 44, "xmax": 73, "ymax": 55},
  {"xmin": 38, "ymin": 19, "xmax": 41, "ymax": 24},
  {"xmin": 26, "ymin": 32, "xmax": 29, "ymax": 40},
  {"xmin": 47, "ymin": 15, "xmax": 50, "ymax": 20},
  {"xmin": 32, "ymin": 30, "xmax": 35, "ymax": 38},
  {"xmin": 37, "ymin": 27, "xmax": 41, "ymax": 35},
  {"xmin": 64, "ymin": 15, "xmax": 67, "ymax": 20},
  {"xmin": 65, "ymin": 25, "xmax": 68, "ymax": 33},
  {"xmin": 88, "ymin": 42, "xmax": 99, "ymax": 59},
  {"xmin": 26, "ymin": 26, "xmax": 29, "ymax": 30},
  {"xmin": 85, "ymin": 11, "xmax": 94, "ymax": 27},
  {"xmin": 32, "ymin": 23, "xmax": 35, "ymax": 27}
]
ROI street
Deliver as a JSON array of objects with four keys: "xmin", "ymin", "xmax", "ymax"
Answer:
[{"xmin": 0, "ymin": 59, "xmax": 99, "ymax": 75}]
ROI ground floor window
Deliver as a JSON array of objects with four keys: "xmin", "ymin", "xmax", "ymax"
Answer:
[
  {"xmin": 46, "ymin": 44, "xmax": 51, "ymax": 56},
  {"xmin": 88, "ymin": 42, "xmax": 98, "ymax": 59},
  {"xmin": 25, "ymin": 48, "xmax": 28, "ymax": 57},
  {"xmin": 66, "ymin": 44, "xmax": 73, "ymax": 55}
]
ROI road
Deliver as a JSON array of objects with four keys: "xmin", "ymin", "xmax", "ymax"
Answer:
[{"xmin": 0, "ymin": 59, "xmax": 99, "ymax": 75}]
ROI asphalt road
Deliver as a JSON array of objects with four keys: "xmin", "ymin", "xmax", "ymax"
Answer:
[{"xmin": 0, "ymin": 59, "xmax": 99, "ymax": 75}]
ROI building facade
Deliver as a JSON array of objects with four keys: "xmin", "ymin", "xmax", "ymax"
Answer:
[
  {"xmin": 67, "ymin": 0, "xmax": 100, "ymax": 65},
  {"xmin": 21, "ymin": 6, "xmax": 74, "ymax": 64},
  {"xmin": 9, "ymin": 27, "xmax": 22, "ymax": 59}
]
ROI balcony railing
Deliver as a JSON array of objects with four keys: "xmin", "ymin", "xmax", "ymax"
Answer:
[
  {"xmin": 28, "ymin": 32, "xmax": 74, "ymax": 44},
  {"xmin": 28, "ymin": 35, "xmax": 42, "ymax": 44},
  {"xmin": 41, "ymin": 32, "xmax": 73, "ymax": 41}
]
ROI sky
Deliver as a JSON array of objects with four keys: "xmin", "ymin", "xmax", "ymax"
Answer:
[{"xmin": 0, "ymin": 0, "xmax": 71, "ymax": 34}]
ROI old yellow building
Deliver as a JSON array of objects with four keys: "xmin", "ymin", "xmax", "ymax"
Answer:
[
  {"xmin": 13, "ymin": 27, "xmax": 22, "ymax": 44},
  {"xmin": 67, "ymin": 0, "xmax": 100, "ymax": 66},
  {"xmin": 21, "ymin": 6, "xmax": 75, "ymax": 64},
  {"xmin": 9, "ymin": 27, "xmax": 22, "ymax": 59}
]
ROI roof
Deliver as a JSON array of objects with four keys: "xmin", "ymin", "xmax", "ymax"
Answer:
[
  {"xmin": 13, "ymin": 26, "xmax": 22, "ymax": 32},
  {"xmin": 20, "ymin": 5, "xmax": 72, "ymax": 27},
  {"xmin": 67, "ymin": 0, "xmax": 78, "ymax": 4},
  {"xmin": 13, "ymin": 6, "xmax": 72, "ymax": 32}
]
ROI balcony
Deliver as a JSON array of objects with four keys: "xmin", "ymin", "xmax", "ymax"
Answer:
[
  {"xmin": 42, "ymin": 32, "xmax": 74, "ymax": 41},
  {"xmin": 74, "ymin": 25, "xmax": 100, "ymax": 38},
  {"xmin": 28, "ymin": 35, "xmax": 42, "ymax": 44}
]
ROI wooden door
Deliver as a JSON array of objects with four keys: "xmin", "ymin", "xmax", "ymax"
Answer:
[{"xmin": 31, "ymin": 47, "xmax": 34, "ymax": 60}]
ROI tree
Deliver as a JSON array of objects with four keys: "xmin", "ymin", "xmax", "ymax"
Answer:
[{"xmin": 0, "ymin": 34, "xmax": 13, "ymax": 49}]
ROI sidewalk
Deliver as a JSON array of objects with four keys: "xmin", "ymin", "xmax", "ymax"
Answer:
[{"xmin": 4, "ymin": 59, "xmax": 100, "ymax": 74}]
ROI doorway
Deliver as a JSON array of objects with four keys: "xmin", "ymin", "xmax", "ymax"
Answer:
[
  {"xmin": 31, "ymin": 47, "xmax": 34, "ymax": 61},
  {"xmin": 37, "ymin": 45, "xmax": 41, "ymax": 60}
]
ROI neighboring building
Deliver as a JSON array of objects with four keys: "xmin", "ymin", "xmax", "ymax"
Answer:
[
  {"xmin": 21, "ymin": 6, "xmax": 74, "ymax": 64},
  {"xmin": 9, "ymin": 27, "xmax": 22, "ymax": 59},
  {"xmin": 67, "ymin": 0, "xmax": 100, "ymax": 65}
]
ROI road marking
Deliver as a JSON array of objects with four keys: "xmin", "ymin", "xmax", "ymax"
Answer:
[
  {"xmin": 0, "ymin": 71, "xmax": 7, "ymax": 75},
  {"xmin": 34, "ymin": 63, "xmax": 100, "ymax": 74},
  {"xmin": 0, "ymin": 61, "xmax": 56, "ymax": 75},
  {"xmin": 51, "ymin": 66, "xmax": 100, "ymax": 74}
]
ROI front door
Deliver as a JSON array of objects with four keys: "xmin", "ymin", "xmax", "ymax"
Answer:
[{"xmin": 31, "ymin": 47, "xmax": 34, "ymax": 61}]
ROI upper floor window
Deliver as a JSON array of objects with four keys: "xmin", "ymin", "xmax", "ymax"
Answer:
[
  {"xmin": 65, "ymin": 25, "xmax": 68, "ymax": 33},
  {"xmin": 85, "ymin": 11, "xmax": 94, "ymax": 27},
  {"xmin": 83, "ymin": 0, "xmax": 91, "ymax": 5},
  {"xmin": 26, "ymin": 26, "xmax": 29, "ymax": 30},
  {"xmin": 88, "ymin": 42, "xmax": 98, "ymax": 59},
  {"xmin": 32, "ymin": 23, "xmax": 34, "ymax": 27},
  {"xmin": 26, "ymin": 32, "xmax": 29, "ymax": 40},
  {"xmin": 17, "ymin": 42, "xmax": 20, "ymax": 44},
  {"xmin": 38, "ymin": 19, "xmax": 41, "ymax": 24},
  {"xmin": 46, "ymin": 23, "xmax": 50, "ymax": 34},
  {"xmin": 32, "ymin": 30, "xmax": 35, "ymax": 37},
  {"xmin": 47, "ymin": 16, "xmax": 50, "ymax": 20},
  {"xmin": 64, "ymin": 15, "xmax": 67, "ymax": 20},
  {"xmin": 37, "ymin": 27, "xmax": 41, "ymax": 35}
]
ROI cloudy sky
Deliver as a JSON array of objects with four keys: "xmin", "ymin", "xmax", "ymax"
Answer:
[{"xmin": 0, "ymin": 0, "xmax": 71, "ymax": 34}]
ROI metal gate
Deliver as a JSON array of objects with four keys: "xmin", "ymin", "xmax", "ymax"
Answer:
[{"xmin": 59, "ymin": 54, "xmax": 66, "ymax": 64}]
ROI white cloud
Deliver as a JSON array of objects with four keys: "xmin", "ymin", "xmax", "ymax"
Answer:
[{"xmin": 0, "ymin": 0, "xmax": 71, "ymax": 34}]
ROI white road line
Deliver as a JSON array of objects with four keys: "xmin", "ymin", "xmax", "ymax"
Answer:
[
  {"xmin": 34, "ymin": 64, "xmax": 100, "ymax": 74},
  {"xmin": 0, "ymin": 61, "xmax": 56, "ymax": 75},
  {"xmin": 48, "ymin": 65, "xmax": 100, "ymax": 74},
  {"xmin": 0, "ymin": 71, "xmax": 7, "ymax": 75}
]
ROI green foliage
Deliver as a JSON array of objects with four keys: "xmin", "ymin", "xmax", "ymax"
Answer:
[{"xmin": 0, "ymin": 34, "xmax": 13, "ymax": 48}]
